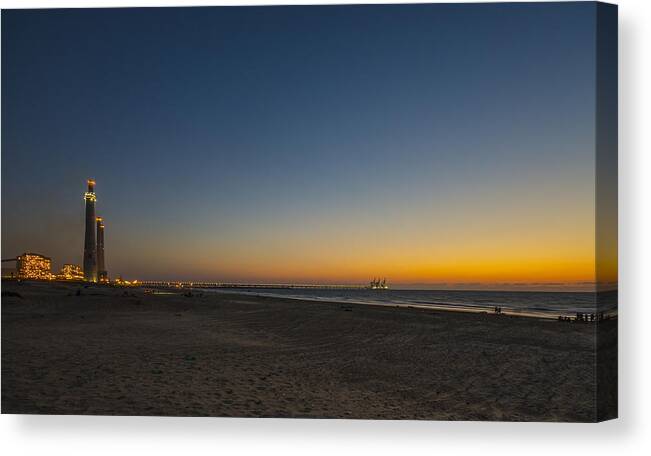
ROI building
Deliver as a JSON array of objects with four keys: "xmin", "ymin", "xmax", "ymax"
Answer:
[
  {"xmin": 1, "ymin": 258, "xmax": 18, "ymax": 278},
  {"xmin": 96, "ymin": 216, "xmax": 108, "ymax": 282},
  {"xmin": 83, "ymin": 179, "xmax": 98, "ymax": 282},
  {"xmin": 1, "ymin": 267, "xmax": 17, "ymax": 278},
  {"xmin": 58, "ymin": 264, "xmax": 84, "ymax": 281},
  {"xmin": 16, "ymin": 253, "xmax": 54, "ymax": 280}
]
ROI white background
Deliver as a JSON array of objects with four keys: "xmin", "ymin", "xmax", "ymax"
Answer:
[{"xmin": 1, "ymin": 0, "xmax": 649, "ymax": 454}]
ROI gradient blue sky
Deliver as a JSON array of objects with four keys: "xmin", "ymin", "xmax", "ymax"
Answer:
[{"xmin": 2, "ymin": 3, "xmax": 603, "ymax": 285}]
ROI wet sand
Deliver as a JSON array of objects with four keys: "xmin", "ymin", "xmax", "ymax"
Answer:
[{"xmin": 1, "ymin": 281, "xmax": 616, "ymax": 421}]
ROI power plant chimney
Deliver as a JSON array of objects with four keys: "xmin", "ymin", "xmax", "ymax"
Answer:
[
  {"xmin": 83, "ymin": 179, "xmax": 98, "ymax": 282},
  {"xmin": 96, "ymin": 216, "xmax": 107, "ymax": 282}
]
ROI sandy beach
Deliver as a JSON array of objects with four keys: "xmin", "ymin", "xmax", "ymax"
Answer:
[{"xmin": 1, "ymin": 281, "xmax": 616, "ymax": 421}]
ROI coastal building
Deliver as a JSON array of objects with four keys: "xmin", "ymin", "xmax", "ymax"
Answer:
[
  {"xmin": 58, "ymin": 264, "xmax": 84, "ymax": 281},
  {"xmin": 1, "ymin": 258, "xmax": 18, "ymax": 278},
  {"xmin": 16, "ymin": 253, "xmax": 54, "ymax": 280},
  {"xmin": 96, "ymin": 216, "xmax": 108, "ymax": 282},
  {"xmin": 83, "ymin": 179, "xmax": 98, "ymax": 282}
]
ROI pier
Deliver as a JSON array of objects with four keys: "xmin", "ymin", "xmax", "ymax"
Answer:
[{"xmin": 137, "ymin": 281, "xmax": 368, "ymax": 290}]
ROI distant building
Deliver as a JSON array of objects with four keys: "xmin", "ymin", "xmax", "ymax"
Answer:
[
  {"xmin": 1, "ymin": 258, "xmax": 18, "ymax": 278},
  {"xmin": 17, "ymin": 253, "xmax": 54, "ymax": 280},
  {"xmin": 83, "ymin": 179, "xmax": 98, "ymax": 282},
  {"xmin": 2, "ymin": 267, "xmax": 17, "ymax": 278},
  {"xmin": 96, "ymin": 216, "xmax": 108, "ymax": 282},
  {"xmin": 58, "ymin": 264, "xmax": 84, "ymax": 281}
]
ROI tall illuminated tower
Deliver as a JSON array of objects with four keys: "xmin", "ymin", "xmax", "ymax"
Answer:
[
  {"xmin": 83, "ymin": 179, "xmax": 98, "ymax": 282},
  {"xmin": 96, "ymin": 216, "xmax": 107, "ymax": 282}
]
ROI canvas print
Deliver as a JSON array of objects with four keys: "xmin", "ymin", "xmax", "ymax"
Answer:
[{"xmin": 1, "ymin": 2, "xmax": 617, "ymax": 422}]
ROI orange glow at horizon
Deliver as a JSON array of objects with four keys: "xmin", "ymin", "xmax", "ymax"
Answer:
[
  {"xmin": 114, "ymin": 201, "xmax": 616, "ymax": 288},
  {"xmin": 105, "ymin": 159, "xmax": 616, "ymax": 290}
]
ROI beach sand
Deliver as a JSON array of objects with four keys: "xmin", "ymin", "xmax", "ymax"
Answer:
[{"xmin": 1, "ymin": 281, "xmax": 616, "ymax": 421}]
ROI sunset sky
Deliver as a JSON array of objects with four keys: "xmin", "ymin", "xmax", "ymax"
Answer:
[{"xmin": 1, "ymin": 3, "xmax": 615, "ymax": 288}]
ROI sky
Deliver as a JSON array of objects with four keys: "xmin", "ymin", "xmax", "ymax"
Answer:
[{"xmin": 1, "ymin": 3, "xmax": 615, "ymax": 288}]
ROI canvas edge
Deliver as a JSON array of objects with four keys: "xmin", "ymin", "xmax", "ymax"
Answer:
[{"xmin": 595, "ymin": 0, "xmax": 618, "ymax": 423}]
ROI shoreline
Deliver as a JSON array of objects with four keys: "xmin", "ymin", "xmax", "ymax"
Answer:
[
  {"xmin": 188, "ymin": 286, "xmax": 617, "ymax": 322},
  {"xmin": 2, "ymin": 278, "xmax": 617, "ymax": 321}
]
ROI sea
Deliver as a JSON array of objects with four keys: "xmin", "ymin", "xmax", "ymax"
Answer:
[{"xmin": 202, "ymin": 288, "xmax": 618, "ymax": 319}]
